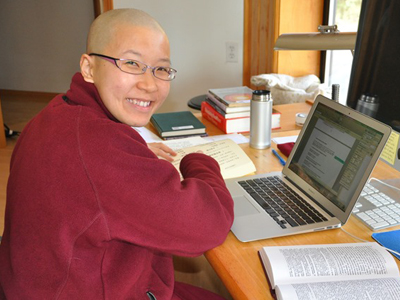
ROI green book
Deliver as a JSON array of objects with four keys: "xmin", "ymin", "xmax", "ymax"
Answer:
[{"xmin": 150, "ymin": 111, "xmax": 206, "ymax": 138}]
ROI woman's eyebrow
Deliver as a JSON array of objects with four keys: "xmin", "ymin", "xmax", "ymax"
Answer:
[{"xmin": 122, "ymin": 50, "xmax": 171, "ymax": 65}]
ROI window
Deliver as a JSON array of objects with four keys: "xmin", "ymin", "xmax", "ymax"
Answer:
[{"xmin": 324, "ymin": 0, "xmax": 362, "ymax": 104}]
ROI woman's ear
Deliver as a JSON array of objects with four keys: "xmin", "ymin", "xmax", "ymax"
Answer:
[{"xmin": 80, "ymin": 54, "xmax": 95, "ymax": 83}]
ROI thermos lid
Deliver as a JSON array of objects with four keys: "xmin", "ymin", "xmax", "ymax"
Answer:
[
  {"xmin": 252, "ymin": 90, "xmax": 271, "ymax": 102},
  {"xmin": 365, "ymin": 95, "xmax": 379, "ymax": 103},
  {"xmin": 360, "ymin": 93, "xmax": 379, "ymax": 103}
]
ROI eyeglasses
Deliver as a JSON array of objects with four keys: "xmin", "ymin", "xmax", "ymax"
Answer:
[{"xmin": 89, "ymin": 53, "xmax": 177, "ymax": 81}]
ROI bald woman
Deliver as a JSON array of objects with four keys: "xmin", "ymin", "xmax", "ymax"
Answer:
[{"xmin": 0, "ymin": 9, "xmax": 234, "ymax": 300}]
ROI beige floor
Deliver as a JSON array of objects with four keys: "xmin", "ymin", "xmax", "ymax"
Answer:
[{"xmin": 0, "ymin": 91, "xmax": 232, "ymax": 299}]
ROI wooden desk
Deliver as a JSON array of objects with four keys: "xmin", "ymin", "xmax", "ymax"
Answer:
[{"xmin": 202, "ymin": 105, "xmax": 400, "ymax": 300}]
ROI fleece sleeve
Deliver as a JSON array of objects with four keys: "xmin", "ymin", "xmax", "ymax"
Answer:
[{"xmin": 79, "ymin": 119, "xmax": 234, "ymax": 257}]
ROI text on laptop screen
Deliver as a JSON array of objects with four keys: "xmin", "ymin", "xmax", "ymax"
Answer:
[{"xmin": 288, "ymin": 103, "xmax": 385, "ymax": 212}]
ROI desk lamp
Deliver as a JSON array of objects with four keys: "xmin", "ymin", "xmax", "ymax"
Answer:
[
  {"xmin": 274, "ymin": 25, "xmax": 356, "ymax": 54},
  {"xmin": 274, "ymin": 25, "xmax": 356, "ymax": 101}
]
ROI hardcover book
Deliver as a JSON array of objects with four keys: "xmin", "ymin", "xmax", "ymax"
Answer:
[
  {"xmin": 207, "ymin": 94, "xmax": 251, "ymax": 113},
  {"xmin": 205, "ymin": 98, "xmax": 250, "ymax": 118},
  {"xmin": 208, "ymin": 86, "xmax": 253, "ymax": 107},
  {"xmin": 150, "ymin": 111, "xmax": 206, "ymax": 138},
  {"xmin": 201, "ymin": 101, "xmax": 281, "ymax": 134}
]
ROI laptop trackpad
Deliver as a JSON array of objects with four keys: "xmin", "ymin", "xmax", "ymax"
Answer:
[{"xmin": 233, "ymin": 196, "xmax": 260, "ymax": 217}]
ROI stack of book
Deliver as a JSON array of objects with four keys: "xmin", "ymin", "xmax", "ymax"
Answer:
[
  {"xmin": 201, "ymin": 86, "xmax": 281, "ymax": 134},
  {"xmin": 150, "ymin": 111, "xmax": 206, "ymax": 140}
]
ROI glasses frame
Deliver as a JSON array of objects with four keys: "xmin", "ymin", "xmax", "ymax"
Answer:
[{"xmin": 88, "ymin": 53, "xmax": 177, "ymax": 81}]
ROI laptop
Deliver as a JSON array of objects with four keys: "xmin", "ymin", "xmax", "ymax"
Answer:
[{"xmin": 225, "ymin": 95, "xmax": 392, "ymax": 242}]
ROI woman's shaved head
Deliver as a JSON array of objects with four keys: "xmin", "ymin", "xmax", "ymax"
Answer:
[
  {"xmin": 80, "ymin": 8, "xmax": 171, "ymax": 127},
  {"xmin": 86, "ymin": 8, "xmax": 166, "ymax": 53}
]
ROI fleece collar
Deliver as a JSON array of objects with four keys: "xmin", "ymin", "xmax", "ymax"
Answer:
[{"xmin": 65, "ymin": 72, "xmax": 119, "ymax": 123}]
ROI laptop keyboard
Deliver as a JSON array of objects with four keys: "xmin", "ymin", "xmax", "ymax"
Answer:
[
  {"xmin": 238, "ymin": 176, "xmax": 328, "ymax": 229},
  {"xmin": 353, "ymin": 183, "xmax": 400, "ymax": 230}
]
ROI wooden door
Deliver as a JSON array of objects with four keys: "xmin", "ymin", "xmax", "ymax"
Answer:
[
  {"xmin": 93, "ymin": 0, "xmax": 113, "ymax": 17},
  {"xmin": 243, "ymin": 0, "xmax": 324, "ymax": 88}
]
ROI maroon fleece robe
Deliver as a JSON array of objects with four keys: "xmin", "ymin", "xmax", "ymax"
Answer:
[{"xmin": 0, "ymin": 73, "xmax": 234, "ymax": 299}]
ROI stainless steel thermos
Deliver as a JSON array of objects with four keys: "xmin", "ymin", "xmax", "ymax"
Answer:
[{"xmin": 250, "ymin": 90, "xmax": 272, "ymax": 149}]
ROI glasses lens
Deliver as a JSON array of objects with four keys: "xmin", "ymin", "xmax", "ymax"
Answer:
[
  {"xmin": 153, "ymin": 67, "xmax": 177, "ymax": 81},
  {"xmin": 119, "ymin": 59, "xmax": 145, "ymax": 75}
]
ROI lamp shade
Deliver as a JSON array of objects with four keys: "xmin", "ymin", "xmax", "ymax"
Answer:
[{"xmin": 274, "ymin": 32, "xmax": 357, "ymax": 51}]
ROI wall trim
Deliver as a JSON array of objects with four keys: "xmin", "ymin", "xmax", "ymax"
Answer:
[{"xmin": 0, "ymin": 90, "xmax": 59, "ymax": 102}]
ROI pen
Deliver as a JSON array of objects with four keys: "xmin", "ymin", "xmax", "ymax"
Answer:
[{"xmin": 272, "ymin": 149, "xmax": 286, "ymax": 166}]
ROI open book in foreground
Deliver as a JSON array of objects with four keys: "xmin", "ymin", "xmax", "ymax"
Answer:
[
  {"xmin": 259, "ymin": 242, "xmax": 400, "ymax": 300},
  {"xmin": 168, "ymin": 138, "xmax": 256, "ymax": 179}
]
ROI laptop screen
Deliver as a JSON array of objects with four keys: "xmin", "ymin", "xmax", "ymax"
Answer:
[{"xmin": 288, "ymin": 102, "xmax": 385, "ymax": 212}]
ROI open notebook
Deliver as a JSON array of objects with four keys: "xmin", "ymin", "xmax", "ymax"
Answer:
[{"xmin": 225, "ymin": 95, "xmax": 392, "ymax": 242}]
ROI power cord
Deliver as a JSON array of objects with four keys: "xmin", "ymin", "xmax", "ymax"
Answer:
[{"xmin": 4, "ymin": 123, "xmax": 20, "ymax": 138}]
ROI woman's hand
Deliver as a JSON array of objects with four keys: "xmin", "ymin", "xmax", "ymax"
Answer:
[{"xmin": 148, "ymin": 142, "xmax": 177, "ymax": 162}]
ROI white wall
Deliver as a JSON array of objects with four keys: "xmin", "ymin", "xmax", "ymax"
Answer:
[
  {"xmin": 114, "ymin": 0, "xmax": 244, "ymax": 112},
  {"xmin": 0, "ymin": 0, "xmax": 94, "ymax": 93},
  {"xmin": 0, "ymin": 1, "xmax": 243, "ymax": 113}
]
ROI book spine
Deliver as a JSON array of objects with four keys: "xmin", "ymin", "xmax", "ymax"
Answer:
[
  {"xmin": 201, "ymin": 102, "xmax": 228, "ymax": 133},
  {"xmin": 208, "ymin": 90, "xmax": 230, "ymax": 106},
  {"xmin": 202, "ymin": 102, "xmax": 251, "ymax": 134},
  {"xmin": 208, "ymin": 91, "xmax": 245, "ymax": 107},
  {"xmin": 205, "ymin": 98, "xmax": 227, "ymax": 117},
  {"xmin": 206, "ymin": 99, "xmax": 252, "ymax": 119},
  {"xmin": 208, "ymin": 87, "xmax": 252, "ymax": 107},
  {"xmin": 207, "ymin": 93, "xmax": 228, "ymax": 110},
  {"xmin": 272, "ymin": 112, "xmax": 281, "ymax": 130},
  {"xmin": 207, "ymin": 94, "xmax": 250, "ymax": 113},
  {"xmin": 203, "ymin": 101, "xmax": 282, "ymax": 132},
  {"xmin": 163, "ymin": 133, "xmax": 208, "ymax": 140},
  {"xmin": 208, "ymin": 91, "xmax": 249, "ymax": 108},
  {"xmin": 150, "ymin": 118, "xmax": 164, "ymax": 137}
]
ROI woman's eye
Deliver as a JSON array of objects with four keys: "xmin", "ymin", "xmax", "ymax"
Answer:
[
  {"xmin": 156, "ymin": 67, "xmax": 171, "ymax": 74},
  {"xmin": 125, "ymin": 60, "xmax": 140, "ymax": 67}
]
